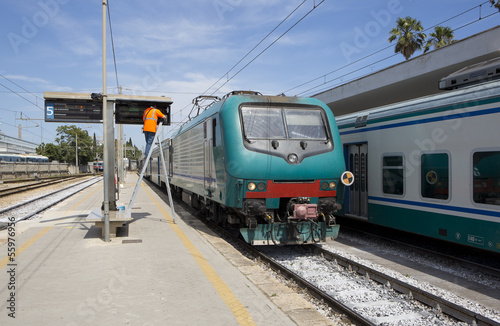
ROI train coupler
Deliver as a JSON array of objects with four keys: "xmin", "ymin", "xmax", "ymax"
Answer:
[
  {"xmin": 326, "ymin": 214, "xmax": 336, "ymax": 226},
  {"xmin": 246, "ymin": 217, "xmax": 258, "ymax": 230}
]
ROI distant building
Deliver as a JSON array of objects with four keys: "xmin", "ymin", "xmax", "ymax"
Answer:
[{"xmin": 0, "ymin": 134, "xmax": 38, "ymax": 154}]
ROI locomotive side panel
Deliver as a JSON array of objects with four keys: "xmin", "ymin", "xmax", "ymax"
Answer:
[{"xmin": 171, "ymin": 122, "xmax": 207, "ymax": 197}]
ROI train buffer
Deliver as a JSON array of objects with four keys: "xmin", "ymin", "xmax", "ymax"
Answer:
[{"xmin": 86, "ymin": 208, "xmax": 132, "ymax": 238}]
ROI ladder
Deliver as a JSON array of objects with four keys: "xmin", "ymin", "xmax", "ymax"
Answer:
[{"xmin": 126, "ymin": 120, "xmax": 176, "ymax": 223}]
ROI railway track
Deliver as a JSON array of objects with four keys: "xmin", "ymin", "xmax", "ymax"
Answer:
[
  {"xmin": 0, "ymin": 176, "xmax": 102, "ymax": 230},
  {"xmin": 167, "ymin": 206, "xmax": 494, "ymax": 324},
  {"xmin": 336, "ymin": 225, "xmax": 500, "ymax": 281},
  {"xmin": 145, "ymin": 179, "xmax": 500, "ymax": 325},
  {"xmin": 0, "ymin": 175, "xmax": 90, "ymax": 197},
  {"xmin": 253, "ymin": 242, "xmax": 498, "ymax": 325},
  {"xmin": 200, "ymin": 215, "xmax": 500, "ymax": 325}
]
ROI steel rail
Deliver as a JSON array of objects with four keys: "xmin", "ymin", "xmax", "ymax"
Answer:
[
  {"xmin": 340, "ymin": 225, "xmax": 500, "ymax": 280},
  {"xmin": 0, "ymin": 175, "xmax": 83, "ymax": 197},
  {"xmin": 194, "ymin": 216, "xmax": 374, "ymax": 325},
  {"xmin": 0, "ymin": 177, "xmax": 102, "ymax": 229},
  {"xmin": 143, "ymin": 178, "xmax": 500, "ymax": 326},
  {"xmin": 311, "ymin": 245, "xmax": 500, "ymax": 326}
]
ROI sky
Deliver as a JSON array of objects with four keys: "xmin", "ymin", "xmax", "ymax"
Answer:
[{"xmin": 0, "ymin": 0, "xmax": 498, "ymax": 154}]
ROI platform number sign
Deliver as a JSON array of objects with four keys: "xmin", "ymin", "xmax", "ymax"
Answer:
[
  {"xmin": 46, "ymin": 103, "xmax": 55, "ymax": 120},
  {"xmin": 44, "ymin": 100, "xmax": 103, "ymax": 123}
]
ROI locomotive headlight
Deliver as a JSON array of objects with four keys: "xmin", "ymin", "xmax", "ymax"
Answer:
[
  {"xmin": 329, "ymin": 181, "xmax": 337, "ymax": 190},
  {"xmin": 287, "ymin": 153, "xmax": 298, "ymax": 164},
  {"xmin": 321, "ymin": 181, "xmax": 329, "ymax": 190},
  {"xmin": 257, "ymin": 182, "xmax": 266, "ymax": 191},
  {"xmin": 247, "ymin": 182, "xmax": 257, "ymax": 191}
]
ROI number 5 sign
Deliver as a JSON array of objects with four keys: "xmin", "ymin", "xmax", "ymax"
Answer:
[{"xmin": 46, "ymin": 103, "xmax": 54, "ymax": 120}]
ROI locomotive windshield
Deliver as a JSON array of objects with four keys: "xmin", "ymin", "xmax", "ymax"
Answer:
[{"xmin": 241, "ymin": 106, "xmax": 328, "ymax": 140}]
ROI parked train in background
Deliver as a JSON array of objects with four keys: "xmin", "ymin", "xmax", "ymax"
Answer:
[
  {"xmin": 0, "ymin": 153, "xmax": 49, "ymax": 162},
  {"xmin": 93, "ymin": 161, "xmax": 103, "ymax": 172},
  {"xmin": 336, "ymin": 79, "xmax": 500, "ymax": 254},
  {"xmin": 145, "ymin": 91, "xmax": 353, "ymax": 245}
]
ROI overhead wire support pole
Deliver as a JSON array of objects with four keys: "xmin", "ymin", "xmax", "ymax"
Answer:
[{"xmin": 102, "ymin": 0, "xmax": 111, "ymax": 242}]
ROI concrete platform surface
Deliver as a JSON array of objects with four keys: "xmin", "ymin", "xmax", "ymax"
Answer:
[{"xmin": 0, "ymin": 173, "xmax": 336, "ymax": 326}]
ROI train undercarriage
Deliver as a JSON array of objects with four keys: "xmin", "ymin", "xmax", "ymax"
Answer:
[{"xmin": 180, "ymin": 187, "xmax": 341, "ymax": 245}]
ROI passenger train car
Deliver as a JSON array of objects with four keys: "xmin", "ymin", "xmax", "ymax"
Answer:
[
  {"xmin": 93, "ymin": 161, "xmax": 104, "ymax": 171},
  {"xmin": 0, "ymin": 153, "xmax": 49, "ymax": 162},
  {"xmin": 336, "ymin": 80, "xmax": 500, "ymax": 254},
  {"xmin": 146, "ymin": 91, "xmax": 351, "ymax": 245}
]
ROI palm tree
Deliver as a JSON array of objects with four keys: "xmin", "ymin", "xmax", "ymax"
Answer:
[
  {"xmin": 388, "ymin": 16, "xmax": 426, "ymax": 60},
  {"xmin": 424, "ymin": 26, "xmax": 455, "ymax": 52},
  {"xmin": 490, "ymin": 0, "xmax": 500, "ymax": 11}
]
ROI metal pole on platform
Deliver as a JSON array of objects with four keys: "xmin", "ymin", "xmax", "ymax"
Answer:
[
  {"xmin": 117, "ymin": 86, "xmax": 124, "ymax": 189},
  {"xmin": 75, "ymin": 133, "xmax": 78, "ymax": 174},
  {"xmin": 102, "ymin": 0, "xmax": 111, "ymax": 242}
]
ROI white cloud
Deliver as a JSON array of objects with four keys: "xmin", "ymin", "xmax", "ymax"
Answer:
[{"xmin": 4, "ymin": 74, "xmax": 49, "ymax": 85}]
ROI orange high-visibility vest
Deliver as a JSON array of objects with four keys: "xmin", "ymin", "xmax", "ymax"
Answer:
[{"xmin": 143, "ymin": 107, "xmax": 165, "ymax": 133}]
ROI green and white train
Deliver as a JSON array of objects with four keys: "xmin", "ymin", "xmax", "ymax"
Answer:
[
  {"xmin": 337, "ymin": 80, "xmax": 500, "ymax": 253},
  {"xmin": 145, "ymin": 91, "xmax": 352, "ymax": 245}
]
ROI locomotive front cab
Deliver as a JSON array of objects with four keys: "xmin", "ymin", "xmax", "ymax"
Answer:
[{"xmin": 222, "ymin": 97, "xmax": 349, "ymax": 245}]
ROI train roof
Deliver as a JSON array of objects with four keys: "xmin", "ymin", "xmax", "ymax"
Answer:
[
  {"xmin": 314, "ymin": 26, "xmax": 500, "ymax": 117},
  {"xmin": 336, "ymin": 79, "xmax": 500, "ymax": 127},
  {"xmin": 0, "ymin": 153, "xmax": 47, "ymax": 157},
  {"xmin": 439, "ymin": 57, "xmax": 500, "ymax": 90}
]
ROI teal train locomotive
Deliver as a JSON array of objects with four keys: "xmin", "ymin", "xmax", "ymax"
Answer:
[{"xmin": 145, "ymin": 91, "xmax": 352, "ymax": 245}]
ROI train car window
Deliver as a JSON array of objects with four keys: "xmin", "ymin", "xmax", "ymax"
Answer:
[
  {"xmin": 241, "ymin": 107, "xmax": 286, "ymax": 139},
  {"xmin": 473, "ymin": 151, "xmax": 500, "ymax": 206},
  {"xmin": 284, "ymin": 109, "xmax": 327, "ymax": 140},
  {"xmin": 421, "ymin": 153, "xmax": 449, "ymax": 200},
  {"xmin": 382, "ymin": 155, "xmax": 404, "ymax": 195},
  {"xmin": 361, "ymin": 153, "xmax": 366, "ymax": 193}
]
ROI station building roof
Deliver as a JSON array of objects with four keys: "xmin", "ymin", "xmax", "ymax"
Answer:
[
  {"xmin": 313, "ymin": 26, "xmax": 500, "ymax": 117},
  {"xmin": 0, "ymin": 134, "xmax": 38, "ymax": 154}
]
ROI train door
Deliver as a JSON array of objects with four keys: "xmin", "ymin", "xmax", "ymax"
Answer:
[
  {"xmin": 168, "ymin": 139, "xmax": 173, "ymax": 178},
  {"xmin": 347, "ymin": 143, "xmax": 368, "ymax": 219},
  {"xmin": 204, "ymin": 119, "xmax": 215, "ymax": 198},
  {"xmin": 157, "ymin": 156, "xmax": 161, "ymax": 186}
]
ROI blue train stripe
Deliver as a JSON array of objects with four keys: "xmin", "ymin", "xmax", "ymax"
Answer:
[
  {"xmin": 340, "ymin": 106, "xmax": 500, "ymax": 135},
  {"xmin": 368, "ymin": 196, "xmax": 500, "ymax": 218}
]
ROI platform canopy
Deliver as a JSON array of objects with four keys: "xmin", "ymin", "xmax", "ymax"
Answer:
[{"xmin": 314, "ymin": 26, "xmax": 500, "ymax": 117}]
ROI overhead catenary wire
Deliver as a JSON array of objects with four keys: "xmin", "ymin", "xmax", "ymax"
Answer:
[
  {"xmin": 288, "ymin": 1, "xmax": 499, "ymax": 97},
  {"xmin": 0, "ymin": 81, "xmax": 43, "ymax": 111},
  {"xmin": 0, "ymin": 74, "xmax": 44, "ymax": 103},
  {"xmin": 107, "ymin": 0, "xmax": 120, "ymax": 90},
  {"xmin": 209, "ymin": 0, "xmax": 326, "ymax": 97},
  {"xmin": 0, "ymin": 2, "xmax": 120, "ymax": 146},
  {"xmin": 201, "ymin": 0, "xmax": 308, "ymax": 96},
  {"xmin": 165, "ymin": 0, "xmax": 325, "ymax": 136}
]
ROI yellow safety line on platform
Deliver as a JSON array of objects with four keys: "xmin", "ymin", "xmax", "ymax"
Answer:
[
  {"xmin": 0, "ymin": 226, "xmax": 53, "ymax": 270},
  {"xmin": 142, "ymin": 184, "xmax": 257, "ymax": 326}
]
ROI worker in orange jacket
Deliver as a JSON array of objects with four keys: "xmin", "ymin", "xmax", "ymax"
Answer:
[{"xmin": 143, "ymin": 105, "xmax": 165, "ymax": 157}]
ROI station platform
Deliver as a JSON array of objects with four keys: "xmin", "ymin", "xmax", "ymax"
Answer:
[{"xmin": 0, "ymin": 173, "xmax": 334, "ymax": 325}]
